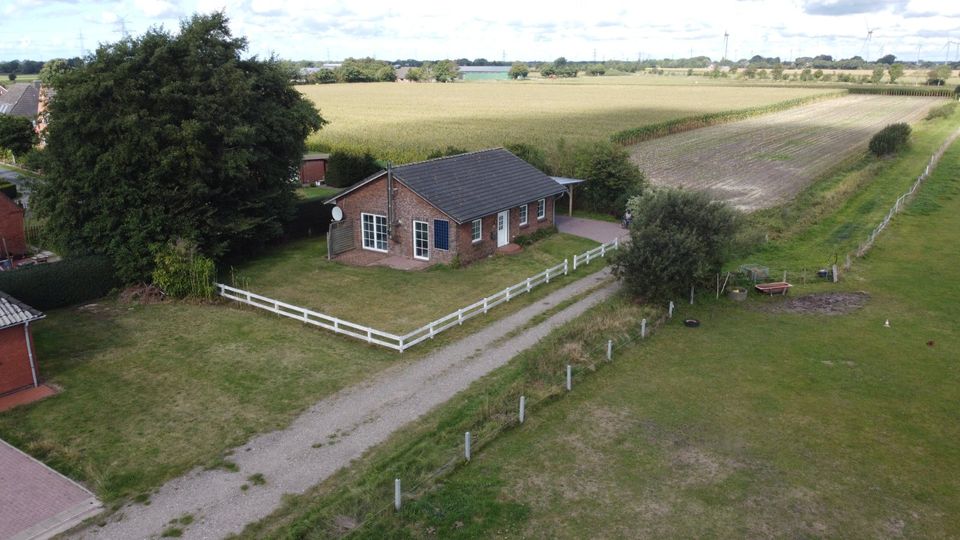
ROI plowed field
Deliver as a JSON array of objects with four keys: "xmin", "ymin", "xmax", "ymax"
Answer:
[{"xmin": 629, "ymin": 95, "xmax": 943, "ymax": 211}]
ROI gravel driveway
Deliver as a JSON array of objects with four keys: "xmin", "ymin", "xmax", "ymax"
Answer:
[{"xmin": 76, "ymin": 268, "xmax": 618, "ymax": 539}]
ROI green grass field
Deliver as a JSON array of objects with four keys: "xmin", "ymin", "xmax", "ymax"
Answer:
[
  {"xmin": 299, "ymin": 79, "xmax": 834, "ymax": 163},
  {"xmin": 236, "ymin": 108, "xmax": 960, "ymax": 538},
  {"xmin": 232, "ymin": 233, "xmax": 599, "ymax": 334}
]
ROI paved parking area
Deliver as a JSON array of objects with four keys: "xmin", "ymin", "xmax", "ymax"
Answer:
[
  {"xmin": 556, "ymin": 215, "xmax": 627, "ymax": 244},
  {"xmin": 0, "ymin": 439, "xmax": 101, "ymax": 540}
]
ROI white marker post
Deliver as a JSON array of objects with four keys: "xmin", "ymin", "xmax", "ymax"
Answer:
[
  {"xmin": 669, "ymin": 301, "xmax": 674, "ymax": 318},
  {"xmin": 519, "ymin": 395, "xmax": 526, "ymax": 423},
  {"xmin": 394, "ymin": 478, "xmax": 401, "ymax": 511},
  {"xmin": 641, "ymin": 318, "xmax": 647, "ymax": 339},
  {"xmin": 606, "ymin": 340, "xmax": 612, "ymax": 361},
  {"xmin": 464, "ymin": 432, "xmax": 471, "ymax": 461},
  {"xmin": 566, "ymin": 365, "xmax": 572, "ymax": 391}
]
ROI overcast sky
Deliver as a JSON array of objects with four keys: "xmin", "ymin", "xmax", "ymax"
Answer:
[{"xmin": 2, "ymin": 0, "xmax": 959, "ymax": 63}]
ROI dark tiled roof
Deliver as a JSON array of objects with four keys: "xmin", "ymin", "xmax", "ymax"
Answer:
[
  {"xmin": 0, "ymin": 83, "xmax": 39, "ymax": 118},
  {"xmin": 391, "ymin": 148, "xmax": 565, "ymax": 223},
  {"xmin": 0, "ymin": 291, "xmax": 44, "ymax": 330}
]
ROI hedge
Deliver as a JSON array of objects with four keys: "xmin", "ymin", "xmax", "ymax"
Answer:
[
  {"xmin": 848, "ymin": 86, "xmax": 954, "ymax": 97},
  {"xmin": 284, "ymin": 198, "xmax": 335, "ymax": 240},
  {"xmin": 869, "ymin": 123, "xmax": 912, "ymax": 157},
  {"xmin": 325, "ymin": 150, "xmax": 381, "ymax": 188},
  {"xmin": 0, "ymin": 256, "xmax": 119, "ymax": 310}
]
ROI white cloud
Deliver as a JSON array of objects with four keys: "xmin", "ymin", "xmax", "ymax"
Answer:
[{"xmin": 134, "ymin": 0, "xmax": 181, "ymax": 18}]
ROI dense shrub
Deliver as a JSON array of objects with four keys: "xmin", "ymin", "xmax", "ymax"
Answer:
[
  {"xmin": 504, "ymin": 143, "xmax": 549, "ymax": 173},
  {"xmin": 325, "ymin": 149, "xmax": 381, "ymax": 188},
  {"xmin": 869, "ymin": 123, "xmax": 912, "ymax": 157},
  {"xmin": 426, "ymin": 146, "xmax": 467, "ymax": 159},
  {"xmin": 0, "ymin": 256, "xmax": 119, "ymax": 309},
  {"xmin": 925, "ymin": 101, "xmax": 958, "ymax": 120},
  {"xmin": 574, "ymin": 142, "xmax": 646, "ymax": 216},
  {"xmin": 514, "ymin": 225, "xmax": 557, "ymax": 247},
  {"xmin": 284, "ymin": 198, "xmax": 335, "ymax": 239},
  {"xmin": 0, "ymin": 115, "xmax": 35, "ymax": 156},
  {"xmin": 612, "ymin": 189, "xmax": 741, "ymax": 302},
  {"xmin": 151, "ymin": 239, "xmax": 215, "ymax": 299}
]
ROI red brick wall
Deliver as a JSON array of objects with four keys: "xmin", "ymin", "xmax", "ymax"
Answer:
[
  {"xmin": 0, "ymin": 195, "xmax": 26, "ymax": 257},
  {"xmin": 0, "ymin": 325, "xmax": 36, "ymax": 396},
  {"xmin": 299, "ymin": 159, "xmax": 327, "ymax": 185},
  {"xmin": 337, "ymin": 177, "xmax": 558, "ymax": 266}
]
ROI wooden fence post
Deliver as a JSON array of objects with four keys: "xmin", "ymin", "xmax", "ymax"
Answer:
[
  {"xmin": 668, "ymin": 301, "xmax": 674, "ymax": 318},
  {"xmin": 566, "ymin": 365, "xmax": 572, "ymax": 391},
  {"xmin": 606, "ymin": 339, "xmax": 612, "ymax": 361},
  {"xmin": 641, "ymin": 318, "xmax": 647, "ymax": 339}
]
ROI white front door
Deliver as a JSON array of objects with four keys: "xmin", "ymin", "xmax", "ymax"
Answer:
[
  {"xmin": 413, "ymin": 221, "xmax": 429, "ymax": 260},
  {"xmin": 497, "ymin": 210, "xmax": 509, "ymax": 247}
]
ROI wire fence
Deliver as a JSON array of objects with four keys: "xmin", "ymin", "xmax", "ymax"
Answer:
[{"xmin": 318, "ymin": 302, "xmax": 672, "ymax": 538}]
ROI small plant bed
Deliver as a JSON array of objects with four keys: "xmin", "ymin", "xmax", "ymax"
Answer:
[{"xmin": 231, "ymin": 233, "xmax": 602, "ymax": 334}]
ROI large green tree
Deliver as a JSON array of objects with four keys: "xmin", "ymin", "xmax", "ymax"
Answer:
[
  {"xmin": 32, "ymin": 13, "xmax": 325, "ymax": 281},
  {"xmin": 0, "ymin": 115, "xmax": 36, "ymax": 156},
  {"xmin": 573, "ymin": 142, "xmax": 645, "ymax": 216}
]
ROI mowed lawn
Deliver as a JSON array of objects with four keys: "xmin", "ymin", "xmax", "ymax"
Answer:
[
  {"xmin": 371, "ymin": 140, "xmax": 960, "ymax": 537},
  {"xmin": 299, "ymin": 79, "xmax": 833, "ymax": 162},
  {"xmin": 0, "ymin": 302, "xmax": 400, "ymax": 502},
  {"xmin": 232, "ymin": 233, "xmax": 600, "ymax": 334}
]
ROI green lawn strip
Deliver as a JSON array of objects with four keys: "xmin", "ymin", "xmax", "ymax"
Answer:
[
  {"xmin": 288, "ymin": 135, "xmax": 960, "ymax": 538},
  {"xmin": 296, "ymin": 186, "xmax": 341, "ymax": 200},
  {"xmin": 234, "ymin": 295, "xmax": 661, "ymax": 539},
  {"xmin": 230, "ymin": 233, "xmax": 602, "ymax": 334},
  {"xmin": 745, "ymin": 106, "xmax": 960, "ymax": 270}
]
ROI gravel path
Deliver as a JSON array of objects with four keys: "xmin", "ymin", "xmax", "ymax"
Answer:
[{"xmin": 77, "ymin": 268, "xmax": 617, "ymax": 539}]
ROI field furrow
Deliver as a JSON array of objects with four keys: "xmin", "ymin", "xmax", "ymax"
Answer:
[{"xmin": 629, "ymin": 95, "xmax": 943, "ymax": 211}]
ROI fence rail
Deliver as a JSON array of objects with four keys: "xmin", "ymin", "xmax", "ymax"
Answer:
[{"xmin": 216, "ymin": 239, "xmax": 620, "ymax": 352}]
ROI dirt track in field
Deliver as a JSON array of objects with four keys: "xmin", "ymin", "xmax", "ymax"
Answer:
[{"xmin": 628, "ymin": 95, "xmax": 942, "ymax": 211}]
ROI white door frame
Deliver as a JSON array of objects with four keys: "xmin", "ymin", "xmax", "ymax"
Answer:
[
  {"xmin": 496, "ymin": 210, "xmax": 509, "ymax": 247},
  {"xmin": 413, "ymin": 220, "xmax": 429, "ymax": 260}
]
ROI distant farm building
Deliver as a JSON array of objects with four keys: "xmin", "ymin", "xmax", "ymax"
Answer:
[
  {"xmin": 299, "ymin": 153, "xmax": 330, "ymax": 185},
  {"xmin": 328, "ymin": 148, "xmax": 565, "ymax": 267},
  {"xmin": 459, "ymin": 66, "xmax": 511, "ymax": 81},
  {"xmin": 0, "ymin": 292, "xmax": 44, "ymax": 397}
]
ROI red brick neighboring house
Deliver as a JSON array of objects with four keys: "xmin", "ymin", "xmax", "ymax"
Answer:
[
  {"xmin": 299, "ymin": 153, "xmax": 330, "ymax": 185},
  {"xmin": 0, "ymin": 193, "xmax": 26, "ymax": 259},
  {"xmin": 328, "ymin": 148, "xmax": 565, "ymax": 266},
  {"xmin": 0, "ymin": 292, "xmax": 44, "ymax": 396}
]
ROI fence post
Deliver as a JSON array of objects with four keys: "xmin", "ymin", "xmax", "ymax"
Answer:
[
  {"xmin": 689, "ymin": 286, "xmax": 694, "ymax": 305},
  {"xmin": 464, "ymin": 432, "xmax": 471, "ymax": 462},
  {"xmin": 505, "ymin": 287, "xmax": 511, "ymax": 302},
  {"xmin": 641, "ymin": 318, "xmax": 647, "ymax": 339},
  {"xmin": 519, "ymin": 395, "xmax": 526, "ymax": 423},
  {"xmin": 458, "ymin": 308, "xmax": 463, "ymax": 325},
  {"xmin": 394, "ymin": 478, "xmax": 401, "ymax": 511},
  {"xmin": 832, "ymin": 264, "xmax": 839, "ymax": 283},
  {"xmin": 573, "ymin": 256, "xmax": 578, "ymax": 272},
  {"xmin": 614, "ymin": 237, "xmax": 619, "ymax": 249},
  {"xmin": 606, "ymin": 339, "xmax": 612, "ymax": 361},
  {"xmin": 483, "ymin": 297, "xmax": 488, "ymax": 314},
  {"xmin": 564, "ymin": 258, "xmax": 569, "ymax": 275},
  {"xmin": 566, "ymin": 365, "xmax": 572, "ymax": 391},
  {"xmin": 367, "ymin": 329, "xmax": 372, "ymax": 343},
  {"xmin": 601, "ymin": 244, "xmax": 606, "ymax": 257},
  {"xmin": 527, "ymin": 277, "xmax": 532, "ymax": 292},
  {"xmin": 668, "ymin": 301, "xmax": 674, "ymax": 318}
]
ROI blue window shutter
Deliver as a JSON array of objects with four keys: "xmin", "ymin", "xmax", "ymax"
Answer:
[{"xmin": 434, "ymin": 220, "xmax": 450, "ymax": 250}]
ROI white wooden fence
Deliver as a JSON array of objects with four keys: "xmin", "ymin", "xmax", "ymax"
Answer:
[
  {"xmin": 216, "ymin": 239, "xmax": 620, "ymax": 352},
  {"xmin": 856, "ymin": 127, "xmax": 960, "ymax": 257}
]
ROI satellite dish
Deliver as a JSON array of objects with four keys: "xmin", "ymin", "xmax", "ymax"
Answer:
[{"xmin": 331, "ymin": 206, "xmax": 343, "ymax": 221}]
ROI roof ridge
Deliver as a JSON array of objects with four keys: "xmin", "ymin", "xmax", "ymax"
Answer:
[{"xmin": 393, "ymin": 147, "xmax": 506, "ymax": 169}]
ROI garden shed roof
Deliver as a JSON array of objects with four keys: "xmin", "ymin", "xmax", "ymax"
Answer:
[{"xmin": 0, "ymin": 292, "xmax": 44, "ymax": 330}]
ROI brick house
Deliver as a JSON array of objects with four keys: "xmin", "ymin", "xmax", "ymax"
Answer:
[
  {"xmin": 328, "ymin": 148, "xmax": 565, "ymax": 266},
  {"xmin": 0, "ymin": 193, "xmax": 26, "ymax": 259},
  {"xmin": 298, "ymin": 153, "xmax": 329, "ymax": 186},
  {"xmin": 0, "ymin": 292, "xmax": 44, "ymax": 396}
]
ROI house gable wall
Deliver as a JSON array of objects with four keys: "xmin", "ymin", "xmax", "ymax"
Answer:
[
  {"xmin": 0, "ymin": 195, "xmax": 26, "ymax": 257},
  {"xmin": 299, "ymin": 159, "xmax": 327, "ymax": 185}
]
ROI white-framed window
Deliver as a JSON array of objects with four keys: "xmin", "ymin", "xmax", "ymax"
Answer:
[
  {"xmin": 361, "ymin": 213, "xmax": 388, "ymax": 252},
  {"xmin": 519, "ymin": 204, "xmax": 528, "ymax": 226},
  {"xmin": 471, "ymin": 219, "xmax": 482, "ymax": 243},
  {"xmin": 413, "ymin": 220, "xmax": 429, "ymax": 260},
  {"xmin": 537, "ymin": 198, "xmax": 546, "ymax": 219}
]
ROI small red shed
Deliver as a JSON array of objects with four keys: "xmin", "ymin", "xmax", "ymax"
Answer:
[
  {"xmin": 299, "ymin": 153, "xmax": 330, "ymax": 186},
  {"xmin": 0, "ymin": 292, "xmax": 45, "ymax": 396},
  {"xmin": 0, "ymin": 193, "xmax": 26, "ymax": 259}
]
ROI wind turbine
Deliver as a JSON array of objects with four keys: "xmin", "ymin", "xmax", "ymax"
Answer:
[
  {"xmin": 723, "ymin": 31, "xmax": 729, "ymax": 62},
  {"xmin": 861, "ymin": 27, "xmax": 877, "ymax": 61}
]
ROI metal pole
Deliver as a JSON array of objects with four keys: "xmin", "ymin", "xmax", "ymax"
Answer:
[
  {"xmin": 464, "ymin": 432, "xmax": 471, "ymax": 461},
  {"xmin": 519, "ymin": 395, "xmax": 526, "ymax": 423},
  {"xmin": 394, "ymin": 478, "xmax": 401, "ymax": 511},
  {"xmin": 566, "ymin": 365, "xmax": 572, "ymax": 391},
  {"xmin": 606, "ymin": 339, "xmax": 612, "ymax": 361},
  {"xmin": 641, "ymin": 318, "xmax": 647, "ymax": 339}
]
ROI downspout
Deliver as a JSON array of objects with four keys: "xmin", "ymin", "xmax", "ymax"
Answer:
[
  {"xmin": 386, "ymin": 163, "xmax": 395, "ymax": 236},
  {"xmin": 24, "ymin": 321, "xmax": 38, "ymax": 388}
]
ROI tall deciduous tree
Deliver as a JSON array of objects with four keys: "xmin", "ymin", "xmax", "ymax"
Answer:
[
  {"xmin": 32, "ymin": 12, "xmax": 325, "ymax": 281},
  {"xmin": 432, "ymin": 59, "xmax": 459, "ymax": 82},
  {"xmin": 887, "ymin": 63, "xmax": 904, "ymax": 83},
  {"xmin": 0, "ymin": 115, "xmax": 36, "ymax": 156},
  {"xmin": 508, "ymin": 62, "xmax": 529, "ymax": 79}
]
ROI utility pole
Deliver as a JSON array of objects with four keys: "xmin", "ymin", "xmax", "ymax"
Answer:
[{"xmin": 723, "ymin": 31, "xmax": 729, "ymax": 62}]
